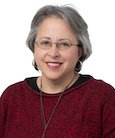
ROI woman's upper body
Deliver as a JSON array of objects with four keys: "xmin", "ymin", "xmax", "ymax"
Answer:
[
  {"xmin": 1, "ymin": 5, "xmax": 115, "ymax": 138},
  {"xmin": 0, "ymin": 74, "xmax": 115, "ymax": 138}
]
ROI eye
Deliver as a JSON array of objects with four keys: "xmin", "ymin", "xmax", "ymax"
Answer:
[
  {"xmin": 60, "ymin": 41, "xmax": 70, "ymax": 47},
  {"xmin": 40, "ymin": 40, "xmax": 50, "ymax": 46}
]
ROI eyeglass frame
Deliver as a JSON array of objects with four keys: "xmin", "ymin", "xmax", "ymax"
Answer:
[{"xmin": 34, "ymin": 38, "xmax": 82, "ymax": 50}]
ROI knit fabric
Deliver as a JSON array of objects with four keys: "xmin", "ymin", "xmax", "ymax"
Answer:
[{"xmin": 0, "ymin": 76, "xmax": 115, "ymax": 138}]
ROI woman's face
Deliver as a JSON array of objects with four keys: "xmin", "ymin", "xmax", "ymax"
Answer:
[{"xmin": 34, "ymin": 17, "xmax": 82, "ymax": 81}]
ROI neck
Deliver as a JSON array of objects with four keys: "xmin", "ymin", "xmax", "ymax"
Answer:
[{"xmin": 37, "ymin": 73, "xmax": 79, "ymax": 94}]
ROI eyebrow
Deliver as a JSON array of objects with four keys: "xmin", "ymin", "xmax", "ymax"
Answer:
[
  {"xmin": 39, "ymin": 37, "xmax": 72, "ymax": 42},
  {"xmin": 40, "ymin": 37, "xmax": 50, "ymax": 39}
]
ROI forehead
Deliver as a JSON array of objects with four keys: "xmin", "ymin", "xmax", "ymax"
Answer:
[
  {"xmin": 36, "ymin": 17, "xmax": 77, "ymax": 41},
  {"xmin": 38, "ymin": 37, "xmax": 73, "ymax": 42}
]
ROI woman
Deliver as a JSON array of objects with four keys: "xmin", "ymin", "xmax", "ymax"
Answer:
[{"xmin": 0, "ymin": 5, "xmax": 115, "ymax": 138}]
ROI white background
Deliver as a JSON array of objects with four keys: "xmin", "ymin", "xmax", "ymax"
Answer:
[{"xmin": 0, "ymin": 0, "xmax": 115, "ymax": 95}]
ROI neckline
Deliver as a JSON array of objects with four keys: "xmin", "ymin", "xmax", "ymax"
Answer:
[
  {"xmin": 39, "ymin": 73, "xmax": 78, "ymax": 94},
  {"xmin": 26, "ymin": 74, "xmax": 91, "ymax": 95}
]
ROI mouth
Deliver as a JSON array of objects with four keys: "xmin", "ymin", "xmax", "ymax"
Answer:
[{"xmin": 46, "ymin": 62, "xmax": 63, "ymax": 69}]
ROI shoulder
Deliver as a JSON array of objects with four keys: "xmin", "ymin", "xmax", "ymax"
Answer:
[
  {"xmin": 72, "ymin": 75, "xmax": 115, "ymax": 101},
  {"xmin": 72, "ymin": 75, "xmax": 115, "ymax": 112},
  {"xmin": 78, "ymin": 74, "xmax": 114, "ymax": 91},
  {"xmin": 89, "ymin": 76, "xmax": 115, "ymax": 92},
  {"xmin": 0, "ymin": 78, "xmax": 33, "ymax": 101},
  {"xmin": 84, "ymin": 75, "xmax": 115, "ymax": 100}
]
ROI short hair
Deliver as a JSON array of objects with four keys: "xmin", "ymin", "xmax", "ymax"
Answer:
[{"xmin": 26, "ymin": 5, "xmax": 92, "ymax": 72}]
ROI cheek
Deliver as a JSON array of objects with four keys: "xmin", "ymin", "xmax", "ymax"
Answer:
[
  {"xmin": 34, "ymin": 51, "xmax": 38, "ymax": 61},
  {"xmin": 69, "ymin": 55, "xmax": 79, "ymax": 67},
  {"xmin": 33, "ymin": 50, "xmax": 42, "ymax": 63},
  {"xmin": 34, "ymin": 49, "xmax": 48, "ymax": 69},
  {"xmin": 65, "ymin": 50, "xmax": 79, "ymax": 64},
  {"xmin": 34, "ymin": 47, "xmax": 45, "ymax": 59}
]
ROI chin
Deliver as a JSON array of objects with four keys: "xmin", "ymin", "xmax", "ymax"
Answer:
[{"xmin": 42, "ymin": 73, "xmax": 64, "ymax": 81}]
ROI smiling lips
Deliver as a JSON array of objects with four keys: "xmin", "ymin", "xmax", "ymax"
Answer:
[{"xmin": 46, "ymin": 62, "xmax": 62, "ymax": 69}]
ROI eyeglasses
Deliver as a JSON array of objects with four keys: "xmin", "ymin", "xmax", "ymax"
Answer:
[{"xmin": 34, "ymin": 38, "xmax": 81, "ymax": 50}]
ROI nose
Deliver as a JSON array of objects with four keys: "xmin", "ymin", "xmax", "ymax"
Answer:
[{"xmin": 48, "ymin": 44, "xmax": 60, "ymax": 58}]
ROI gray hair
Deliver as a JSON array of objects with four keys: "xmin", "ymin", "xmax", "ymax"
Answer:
[{"xmin": 26, "ymin": 5, "xmax": 92, "ymax": 72}]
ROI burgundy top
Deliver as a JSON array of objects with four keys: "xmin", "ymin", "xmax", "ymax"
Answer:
[{"xmin": 0, "ymin": 75, "xmax": 115, "ymax": 138}]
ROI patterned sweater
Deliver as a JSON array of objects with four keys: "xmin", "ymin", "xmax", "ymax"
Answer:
[{"xmin": 0, "ymin": 75, "xmax": 115, "ymax": 138}]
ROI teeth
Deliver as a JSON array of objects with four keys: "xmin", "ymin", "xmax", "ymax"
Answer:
[{"xmin": 47, "ymin": 63, "xmax": 61, "ymax": 66}]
